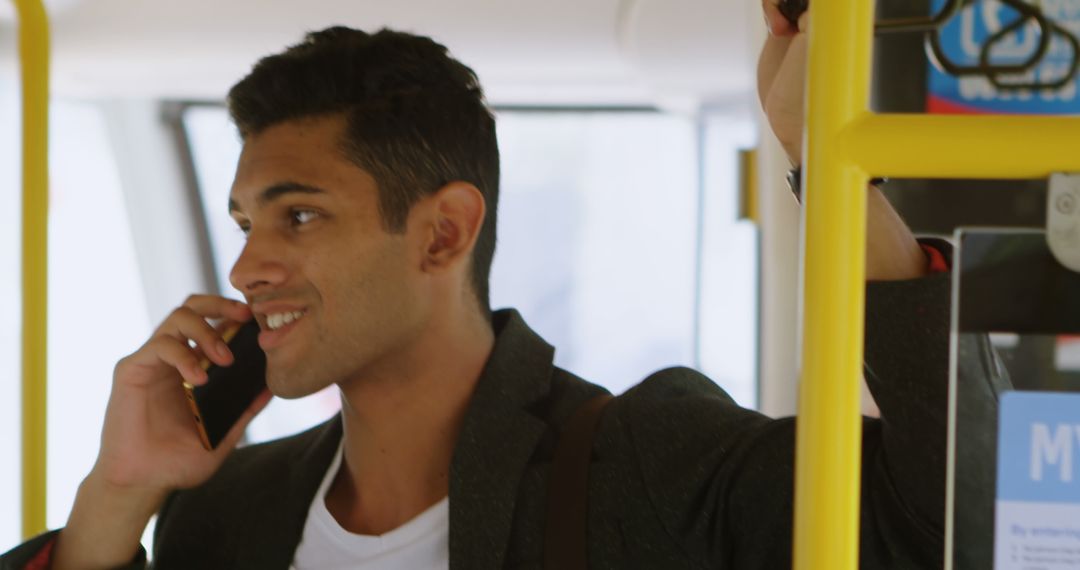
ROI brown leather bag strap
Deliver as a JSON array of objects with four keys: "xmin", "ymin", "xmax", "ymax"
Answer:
[{"xmin": 544, "ymin": 393, "xmax": 615, "ymax": 570}]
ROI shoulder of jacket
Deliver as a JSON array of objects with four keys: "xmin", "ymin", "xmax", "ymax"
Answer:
[{"xmin": 621, "ymin": 366, "xmax": 730, "ymax": 403}]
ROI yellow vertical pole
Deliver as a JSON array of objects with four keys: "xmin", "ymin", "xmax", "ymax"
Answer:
[
  {"xmin": 14, "ymin": 0, "xmax": 50, "ymax": 539},
  {"xmin": 792, "ymin": 0, "xmax": 872, "ymax": 568},
  {"xmin": 788, "ymin": 0, "xmax": 1080, "ymax": 565}
]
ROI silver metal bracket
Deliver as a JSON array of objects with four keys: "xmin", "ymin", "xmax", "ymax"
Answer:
[{"xmin": 1046, "ymin": 173, "xmax": 1080, "ymax": 272}]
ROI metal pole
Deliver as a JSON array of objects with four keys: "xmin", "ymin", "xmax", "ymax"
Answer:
[
  {"xmin": 849, "ymin": 113, "xmax": 1080, "ymax": 179},
  {"xmin": 793, "ymin": 0, "xmax": 873, "ymax": 567},
  {"xmin": 14, "ymin": 0, "xmax": 50, "ymax": 539}
]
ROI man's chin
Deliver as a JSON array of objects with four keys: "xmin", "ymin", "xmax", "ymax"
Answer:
[{"xmin": 265, "ymin": 369, "xmax": 331, "ymax": 400}]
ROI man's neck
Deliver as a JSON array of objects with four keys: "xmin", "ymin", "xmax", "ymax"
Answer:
[{"xmin": 325, "ymin": 307, "xmax": 495, "ymax": 535}]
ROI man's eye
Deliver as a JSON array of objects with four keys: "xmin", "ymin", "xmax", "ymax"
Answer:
[
  {"xmin": 291, "ymin": 209, "xmax": 319, "ymax": 226},
  {"xmin": 236, "ymin": 223, "xmax": 251, "ymax": 236}
]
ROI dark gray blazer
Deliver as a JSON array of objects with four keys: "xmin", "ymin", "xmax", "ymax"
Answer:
[{"xmin": 2, "ymin": 271, "xmax": 1004, "ymax": 569}]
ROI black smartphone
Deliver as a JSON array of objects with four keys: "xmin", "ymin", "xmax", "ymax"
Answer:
[{"xmin": 182, "ymin": 319, "xmax": 267, "ymax": 450}]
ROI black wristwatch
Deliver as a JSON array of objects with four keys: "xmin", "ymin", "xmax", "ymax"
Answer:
[{"xmin": 786, "ymin": 166, "xmax": 887, "ymax": 202}]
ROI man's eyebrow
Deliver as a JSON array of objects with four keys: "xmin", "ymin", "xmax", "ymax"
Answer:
[{"xmin": 228, "ymin": 182, "xmax": 328, "ymax": 213}]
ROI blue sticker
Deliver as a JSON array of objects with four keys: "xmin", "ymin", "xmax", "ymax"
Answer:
[
  {"xmin": 927, "ymin": 0, "xmax": 1080, "ymax": 114},
  {"xmin": 994, "ymin": 391, "xmax": 1080, "ymax": 568},
  {"xmin": 998, "ymin": 391, "xmax": 1080, "ymax": 504}
]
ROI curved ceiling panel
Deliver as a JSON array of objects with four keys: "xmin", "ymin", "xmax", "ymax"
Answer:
[{"xmin": 0, "ymin": 0, "xmax": 756, "ymax": 106}]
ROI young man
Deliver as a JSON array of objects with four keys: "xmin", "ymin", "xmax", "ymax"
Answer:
[{"xmin": 3, "ymin": 3, "xmax": 997, "ymax": 568}]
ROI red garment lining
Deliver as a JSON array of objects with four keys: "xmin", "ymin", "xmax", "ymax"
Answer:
[
  {"xmin": 24, "ymin": 536, "xmax": 55, "ymax": 570},
  {"xmin": 921, "ymin": 244, "xmax": 949, "ymax": 274}
]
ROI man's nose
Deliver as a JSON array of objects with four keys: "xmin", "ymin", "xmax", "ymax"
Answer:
[{"xmin": 229, "ymin": 231, "xmax": 289, "ymax": 294}]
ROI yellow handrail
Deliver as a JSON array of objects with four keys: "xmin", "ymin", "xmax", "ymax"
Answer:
[
  {"xmin": 792, "ymin": 1, "xmax": 1080, "ymax": 569},
  {"xmin": 793, "ymin": 0, "xmax": 873, "ymax": 567},
  {"xmin": 14, "ymin": 0, "xmax": 50, "ymax": 540},
  {"xmin": 848, "ymin": 113, "xmax": 1080, "ymax": 179}
]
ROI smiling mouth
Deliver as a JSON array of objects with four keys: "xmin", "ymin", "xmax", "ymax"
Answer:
[{"xmin": 265, "ymin": 310, "xmax": 306, "ymax": 331}]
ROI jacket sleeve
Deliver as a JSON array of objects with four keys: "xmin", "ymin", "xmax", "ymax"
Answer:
[
  {"xmin": 0, "ymin": 531, "xmax": 62, "ymax": 570},
  {"xmin": 616, "ymin": 248, "xmax": 1007, "ymax": 568},
  {"xmin": 858, "ymin": 268, "xmax": 958, "ymax": 566},
  {"xmin": 0, "ymin": 490, "xmax": 182, "ymax": 570},
  {"xmin": 0, "ymin": 530, "xmax": 147, "ymax": 570},
  {"xmin": 861, "ymin": 261, "xmax": 1010, "ymax": 567}
]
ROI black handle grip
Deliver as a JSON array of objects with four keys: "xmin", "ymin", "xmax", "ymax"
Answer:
[{"xmin": 777, "ymin": 0, "xmax": 808, "ymax": 26}]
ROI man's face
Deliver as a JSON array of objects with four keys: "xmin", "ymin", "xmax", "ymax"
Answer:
[{"xmin": 228, "ymin": 115, "xmax": 428, "ymax": 398}]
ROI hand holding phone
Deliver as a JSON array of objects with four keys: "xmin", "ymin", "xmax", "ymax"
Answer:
[
  {"xmin": 54, "ymin": 296, "xmax": 271, "ymax": 569},
  {"xmin": 92, "ymin": 296, "xmax": 270, "ymax": 490},
  {"xmin": 184, "ymin": 319, "xmax": 268, "ymax": 449}
]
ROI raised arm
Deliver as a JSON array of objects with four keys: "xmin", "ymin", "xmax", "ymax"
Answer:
[
  {"xmin": 752, "ymin": 2, "xmax": 1011, "ymax": 565},
  {"xmin": 757, "ymin": 0, "xmax": 928, "ymax": 282},
  {"xmin": 1, "ymin": 296, "xmax": 271, "ymax": 570}
]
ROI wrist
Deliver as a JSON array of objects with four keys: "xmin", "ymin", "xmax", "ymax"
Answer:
[
  {"xmin": 80, "ymin": 471, "xmax": 168, "ymax": 517},
  {"xmin": 52, "ymin": 475, "xmax": 164, "ymax": 569}
]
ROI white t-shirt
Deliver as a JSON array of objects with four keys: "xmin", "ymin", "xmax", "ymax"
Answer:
[{"xmin": 290, "ymin": 443, "xmax": 450, "ymax": 570}]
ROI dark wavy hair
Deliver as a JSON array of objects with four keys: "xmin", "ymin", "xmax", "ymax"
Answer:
[{"xmin": 227, "ymin": 27, "xmax": 500, "ymax": 314}]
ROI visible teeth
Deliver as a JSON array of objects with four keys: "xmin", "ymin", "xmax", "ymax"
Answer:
[{"xmin": 267, "ymin": 310, "xmax": 304, "ymax": 331}]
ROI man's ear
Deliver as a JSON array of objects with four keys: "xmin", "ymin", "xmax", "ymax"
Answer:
[{"xmin": 419, "ymin": 182, "xmax": 486, "ymax": 274}]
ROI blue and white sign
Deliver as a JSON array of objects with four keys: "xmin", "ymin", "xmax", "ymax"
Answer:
[
  {"xmin": 928, "ymin": 0, "xmax": 1080, "ymax": 114},
  {"xmin": 994, "ymin": 391, "xmax": 1080, "ymax": 569}
]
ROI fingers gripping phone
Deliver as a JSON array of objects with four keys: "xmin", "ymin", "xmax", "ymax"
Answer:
[{"xmin": 182, "ymin": 320, "xmax": 267, "ymax": 450}]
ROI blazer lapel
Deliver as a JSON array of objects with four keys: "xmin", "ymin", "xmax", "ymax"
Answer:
[
  {"xmin": 449, "ymin": 309, "xmax": 553, "ymax": 569},
  {"xmin": 228, "ymin": 309, "xmax": 553, "ymax": 569},
  {"xmin": 231, "ymin": 415, "xmax": 343, "ymax": 569}
]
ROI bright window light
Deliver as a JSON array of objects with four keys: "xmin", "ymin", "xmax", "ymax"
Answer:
[
  {"xmin": 0, "ymin": 69, "xmax": 23, "ymax": 550},
  {"xmin": 490, "ymin": 111, "xmax": 700, "ymax": 395},
  {"xmin": 45, "ymin": 102, "xmax": 153, "ymax": 530}
]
